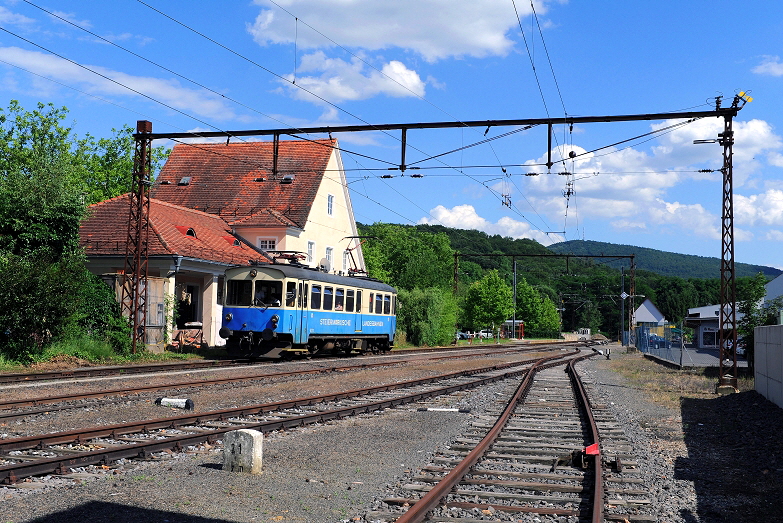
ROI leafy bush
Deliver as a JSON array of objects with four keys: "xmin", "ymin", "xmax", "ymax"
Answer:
[
  {"xmin": 0, "ymin": 253, "xmax": 130, "ymax": 362},
  {"xmin": 397, "ymin": 287, "xmax": 458, "ymax": 347}
]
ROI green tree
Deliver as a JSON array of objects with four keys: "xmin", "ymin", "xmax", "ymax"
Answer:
[
  {"xmin": 516, "ymin": 277, "xmax": 561, "ymax": 336},
  {"xmin": 736, "ymin": 272, "xmax": 770, "ymax": 369},
  {"xmin": 396, "ymin": 287, "xmax": 458, "ymax": 346},
  {"xmin": 0, "ymin": 101, "xmax": 142, "ymax": 360},
  {"xmin": 462, "ymin": 270, "xmax": 514, "ymax": 332},
  {"xmin": 359, "ymin": 223, "xmax": 453, "ymax": 290}
]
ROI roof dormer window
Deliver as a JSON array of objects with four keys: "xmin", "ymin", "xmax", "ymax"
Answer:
[
  {"xmin": 175, "ymin": 225, "xmax": 197, "ymax": 238},
  {"xmin": 178, "ymin": 176, "xmax": 191, "ymax": 186}
]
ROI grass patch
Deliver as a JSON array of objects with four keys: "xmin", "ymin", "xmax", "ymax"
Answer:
[{"xmin": 609, "ymin": 350, "xmax": 754, "ymax": 410}]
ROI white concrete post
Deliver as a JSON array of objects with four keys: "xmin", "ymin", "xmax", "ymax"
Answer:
[{"xmin": 223, "ymin": 429, "xmax": 263, "ymax": 474}]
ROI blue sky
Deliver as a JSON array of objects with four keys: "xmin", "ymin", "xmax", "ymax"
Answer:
[{"xmin": 2, "ymin": 1, "xmax": 783, "ymax": 268}]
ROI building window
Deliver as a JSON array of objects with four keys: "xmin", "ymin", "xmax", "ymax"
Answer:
[
  {"xmin": 343, "ymin": 250, "xmax": 350, "ymax": 272},
  {"xmin": 327, "ymin": 194, "xmax": 334, "ymax": 216},
  {"xmin": 257, "ymin": 238, "xmax": 276, "ymax": 251},
  {"xmin": 325, "ymin": 247, "xmax": 333, "ymax": 265},
  {"xmin": 307, "ymin": 241, "xmax": 315, "ymax": 262}
]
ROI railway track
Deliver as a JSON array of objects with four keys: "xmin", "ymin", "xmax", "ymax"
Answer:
[
  {"xmin": 367, "ymin": 356, "xmax": 653, "ymax": 523},
  {"xmin": 0, "ymin": 349, "xmax": 579, "ymax": 485},
  {"xmin": 0, "ymin": 343, "xmax": 550, "ymax": 386},
  {"xmin": 0, "ymin": 345, "xmax": 567, "ymax": 424}
]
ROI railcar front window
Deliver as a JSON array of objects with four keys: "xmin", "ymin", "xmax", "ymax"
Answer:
[
  {"xmin": 254, "ymin": 281, "xmax": 283, "ymax": 307},
  {"xmin": 226, "ymin": 280, "xmax": 252, "ymax": 306},
  {"xmin": 323, "ymin": 287, "xmax": 334, "ymax": 310}
]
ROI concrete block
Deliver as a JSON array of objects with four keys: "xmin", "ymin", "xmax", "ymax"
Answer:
[
  {"xmin": 223, "ymin": 429, "xmax": 263, "ymax": 474},
  {"xmin": 769, "ymin": 379, "xmax": 783, "ymax": 410},
  {"xmin": 756, "ymin": 374, "xmax": 768, "ymax": 399},
  {"xmin": 769, "ymin": 343, "xmax": 783, "ymax": 381},
  {"xmin": 756, "ymin": 341, "xmax": 767, "ymax": 377}
]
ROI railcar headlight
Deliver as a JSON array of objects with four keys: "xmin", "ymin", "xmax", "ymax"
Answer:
[
  {"xmin": 271, "ymin": 314, "xmax": 279, "ymax": 326},
  {"xmin": 224, "ymin": 313, "xmax": 233, "ymax": 322}
]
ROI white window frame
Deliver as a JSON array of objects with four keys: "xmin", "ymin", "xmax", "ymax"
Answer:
[
  {"xmin": 342, "ymin": 250, "xmax": 350, "ymax": 272},
  {"xmin": 325, "ymin": 246, "xmax": 333, "ymax": 264},
  {"xmin": 256, "ymin": 237, "xmax": 277, "ymax": 251},
  {"xmin": 327, "ymin": 194, "xmax": 334, "ymax": 216},
  {"xmin": 307, "ymin": 241, "xmax": 315, "ymax": 263}
]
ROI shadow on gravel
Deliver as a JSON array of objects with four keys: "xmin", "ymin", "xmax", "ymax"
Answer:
[
  {"xmin": 678, "ymin": 391, "xmax": 783, "ymax": 523},
  {"xmin": 23, "ymin": 500, "xmax": 236, "ymax": 523}
]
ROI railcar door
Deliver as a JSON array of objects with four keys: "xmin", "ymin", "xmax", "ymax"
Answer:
[
  {"xmin": 296, "ymin": 281, "xmax": 309, "ymax": 343},
  {"xmin": 354, "ymin": 289, "xmax": 363, "ymax": 332}
]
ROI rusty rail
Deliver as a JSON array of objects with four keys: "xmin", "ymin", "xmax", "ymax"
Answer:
[
  {"xmin": 567, "ymin": 355, "xmax": 604, "ymax": 523},
  {"xmin": 392, "ymin": 350, "xmax": 580, "ymax": 523}
]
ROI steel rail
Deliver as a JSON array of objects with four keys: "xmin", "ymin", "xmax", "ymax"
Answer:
[
  {"xmin": 0, "ymin": 351, "xmax": 580, "ymax": 483},
  {"xmin": 567, "ymin": 356, "xmax": 604, "ymax": 523},
  {"xmin": 392, "ymin": 351, "xmax": 583, "ymax": 523}
]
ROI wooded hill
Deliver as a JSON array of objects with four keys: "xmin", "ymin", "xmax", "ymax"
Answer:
[
  {"xmin": 375, "ymin": 224, "xmax": 774, "ymax": 335},
  {"xmin": 548, "ymin": 240, "xmax": 781, "ymax": 280}
]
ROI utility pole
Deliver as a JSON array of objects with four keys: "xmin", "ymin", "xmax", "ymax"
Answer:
[
  {"xmin": 123, "ymin": 120, "xmax": 153, "ymax": 354},
  {"xmin": 620, "ymin": 267, "xmax": 625, "ymax": 346}
]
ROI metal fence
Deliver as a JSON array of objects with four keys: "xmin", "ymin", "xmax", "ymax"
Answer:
[{"xmin": 634, "ymin": 323, "xmax": 695, "ymax": 367}]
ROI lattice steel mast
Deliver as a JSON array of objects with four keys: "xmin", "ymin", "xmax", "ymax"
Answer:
[{"xmin": 122, "ymin": 120, "xmax": 153, "ymax": 354}]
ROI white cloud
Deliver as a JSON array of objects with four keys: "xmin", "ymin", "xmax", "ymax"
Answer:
[
  {"xmin": 283, "ymin": 51, "xmax": 425, "ymax": 103},
  {"xmin": 753, "ymin": 55, "xmax": 783, "ymax": 77},
  {"xmin": 47, "ymin": 10, "xmax": 91, "ymax": 29},
  {"xmin": 736, "ymin": 190, "xmax": 783, "ymax": 226},
  {"xmin": 0, "ymin": 46, "xmax": 237, "ymax": 121},
  {"xmin": 418, "ymin": 204, "xmax": 557, "ymax": 244},
  {"xmin": 0, "ymin": 6, "xmax": 34, "ymax": 26},
  {"xmin": 650, "ymin": 118, "xmax": 783, "ymax": 185},
  {"xmin": 766, "ymin": 230, "xmax": 783, "ymax": 241},
  {"xmin": 647, "ymin": 198, "xmax": 720, "ymax": 239},
  {"xmin": 249, "ymin": 0, "xmax": 530, "ymax": 62}
]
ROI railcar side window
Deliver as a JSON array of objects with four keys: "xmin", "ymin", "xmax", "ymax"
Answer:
[
  {"xmin": 356, "ymin": 291, "xmax": 362, "ymax": 313},
  {"xmin": 285, "ymin": 282, "xmax": 297, "ymax": 307},
  {"xmin": 393, "ymin": 296, "xmax": 397, "ymax": 314},
  {"xmin": 335, "ymin": 288, "xmax": 344, "ymax": 311},
  {"xmin": 323, "ymin": 287, "xmax": 333, "ymax": 310},
  {"xmin": 369, "ymin": 293, "xmax": 374, "ymax": 314},
  {"xmin": 311, "ymin": 285, "xmax": 321, "ymax": 309},
  {"xmin": 254, "ymin": 281, "xmax": 282, "ymax": 307},
  {"xmin": 346, "ymin": 289, "xmax": 354, "ymax": 312},
  {"xmin": 375, "ymin": 294, "xmax": 383, "ymax": 314},
  {"xmin": 226, "ymin": 280, "xmax": 252, "ymax": 306},
  {"xmin": 383, "ymin": 295, "xmax": 391, "ymax": 314}
]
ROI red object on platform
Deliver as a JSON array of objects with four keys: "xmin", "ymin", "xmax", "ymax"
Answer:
[{"xmin": 585, "ymin": 443, "xmax": 600, "ymax": 455}]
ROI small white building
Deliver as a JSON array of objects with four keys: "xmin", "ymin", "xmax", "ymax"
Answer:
[{"xmin": 634, "ymin": 299, "xmax": 666, "ymax": 326}]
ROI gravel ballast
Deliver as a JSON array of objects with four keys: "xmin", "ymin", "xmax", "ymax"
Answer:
[{"xmin": 1, "ymin": 346, "xmax": 782, "ymax": 523}]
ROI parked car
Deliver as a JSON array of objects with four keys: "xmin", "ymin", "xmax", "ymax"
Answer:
[
  {"xmin": 477, "ymin": 329, "xmax": 494, "ymax": 339},
  {"xmin": 456, "ymin": 331, "xmax": 469, "ymax": 340}
]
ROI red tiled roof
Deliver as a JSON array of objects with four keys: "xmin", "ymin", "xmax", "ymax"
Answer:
[
  {"xmin": 80, "ymin": 194, "xmax": 270, "ymax": 265},
  {"xmin": 229, "ymin": 208, "xmax": 299, "ymax": 228},
  {"xmin": 150, "ymin": 139, "xmax": 336, "ymax": 227}
]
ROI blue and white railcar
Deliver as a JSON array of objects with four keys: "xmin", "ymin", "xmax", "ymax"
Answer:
[{"xmin": 218, "ymin": 263, "xmax": 397, "ymax": 359}]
